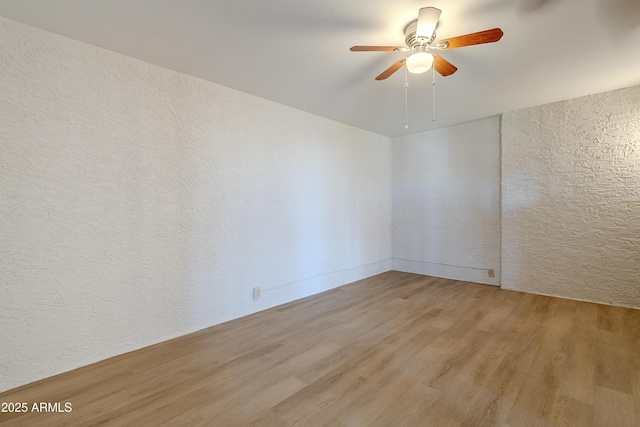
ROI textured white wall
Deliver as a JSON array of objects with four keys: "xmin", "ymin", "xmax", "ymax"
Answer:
[
  {"xmin": 391, "ymin": 117, "xmax": 501, "ymax": 285},
  {"xmin": 0, "ymin": 17, "xmax": 392, "ymax": 392},
  {"xmin": 502, "ymin": 85, "xmax": 640, "ymax": 308}
]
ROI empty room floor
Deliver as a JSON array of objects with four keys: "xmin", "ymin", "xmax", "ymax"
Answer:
[{"xmin": 1, "ymin": 271, "xmax": 638, "ymax": 426}]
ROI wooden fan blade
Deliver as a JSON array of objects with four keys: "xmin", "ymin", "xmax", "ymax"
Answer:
[
  {"xmin": 416, "ymin": 7, "xmax": 441, "ymax": 40},
  {"xmin": 438, "ymin": 28, "xmax": 503, "ymax": 49},
  {"xmin": 350, "ymin": 46, "xmax": 408, "ymax": 52},
  {"xmin": 433, "ymin": 54, "xmax": 457, "ymax": 77},
  {"xmin": 375, "ymin": 59, "xmax": 406, "ymax": 80}
]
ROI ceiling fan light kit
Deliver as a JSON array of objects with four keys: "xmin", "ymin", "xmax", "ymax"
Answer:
[{"xmin": 405, "ymin": 46, "xmax": 434, "ymax": 74}]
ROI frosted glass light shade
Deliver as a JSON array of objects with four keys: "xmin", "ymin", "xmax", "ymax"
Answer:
[{"xmin": 406, "ymin": 52, "xmax": 434, "ymax": 74}]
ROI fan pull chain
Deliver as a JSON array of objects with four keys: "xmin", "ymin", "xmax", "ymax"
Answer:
[
  {"xmin": 432, "ymin": 65, "xmax": 437, "ymax": 121},
  {"xmin": 404, "ymin": 66, "xmax": 409, "ymax": 129}
]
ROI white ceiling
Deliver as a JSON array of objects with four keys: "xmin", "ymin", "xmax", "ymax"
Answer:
[{"xmin": 1, "ymin": 0, "xmax": 639, "ymax": 137}]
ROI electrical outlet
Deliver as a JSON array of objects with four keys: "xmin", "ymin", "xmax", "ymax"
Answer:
[
  {"xmin": 487, "ymin": 269, "xmax": 495, "ymax": 278},
  {"xmin": 253, "ymin": 287, "xmax": 261, "ymax": 299}
]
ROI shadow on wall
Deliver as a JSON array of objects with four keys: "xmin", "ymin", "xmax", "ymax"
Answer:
[
  {"xmin": 468, "ymin": 0, "xmax": 640, "ymax": 34},
  {"xmin": 596, "ymin": 0, "xmax": 640, "ymax": 37}
]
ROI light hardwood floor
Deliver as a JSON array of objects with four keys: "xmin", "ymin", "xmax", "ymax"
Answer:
[{"xmin": 1, "ymin": 271, "xmax": 639, "ymax": 426}]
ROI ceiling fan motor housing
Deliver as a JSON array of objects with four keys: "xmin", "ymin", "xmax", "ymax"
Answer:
[{"xmin": 404, "ymin": 21, "xmax": 436, "ymax": 48}]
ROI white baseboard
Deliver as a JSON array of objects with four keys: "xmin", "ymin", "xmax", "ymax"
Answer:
[{"xmin": 392, "ymin": 258, "xmax": 500, "ymax": 286}]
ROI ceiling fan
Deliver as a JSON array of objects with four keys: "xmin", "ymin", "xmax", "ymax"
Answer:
[{"xmin": 351, "ymin": 7, "xmax": 503, "ymax": 80}]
